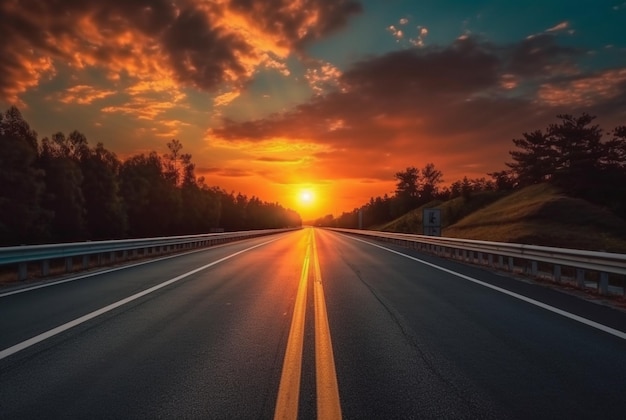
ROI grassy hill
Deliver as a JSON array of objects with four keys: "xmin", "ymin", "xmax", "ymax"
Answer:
[
  {"xmin": 379, "ymin": 184, "xmax": 626, "ymax": 253},
  {"xmin": 379, "ymin": 190, "xmax": 507, "ymax": 233}
]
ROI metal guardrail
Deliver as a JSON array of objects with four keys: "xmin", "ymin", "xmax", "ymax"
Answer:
[
  {"xmin": 329, "ymin": 228, "xmax": 626, "ymax": 296},
  {"xmin": 0, "ymin": 228, "xmax": 299, "ymax": 281}
]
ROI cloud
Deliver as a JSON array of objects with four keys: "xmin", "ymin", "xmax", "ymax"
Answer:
[
  {"xmin": 196, "ymin": 166, "xmax": 255, "ymax": 179},
  {"xmin": 508, "ymin": 34, "xmax": 580, "ymax": 77},
  {"xmin": 304, "ymin": 61, "xmax": 343, "ymax": 94},
  {"xmin": 214, "ymin": 91, "xmax": 242, "ymax": 107},
  {"xmin": 53, "ymin": 85, "xmax": 116, "ymax": 105},
  {"xmin": 537, "ymin": 68, "xmax": 626, "ymax": 107},
  {"xmin": 0, "ymin": 0, "xmax": 362, "ymax": 104},
  {"xmin": 387, "ymin": 25, "xmax": 404, "ymax": 41},
  {"xmin": 545, "ymin": 21, "xmax": 569, "ymax": 32},
  {"xmin": 210, "ymin": 35, "xmax": 626, "ymax": 182},
  {"xmin": 409, "ymin": 26, "xmax": 429, "ymax": 47},
  {"xmin": 256, "ymin": 156, "xmax": 302, "ymax": 163}
]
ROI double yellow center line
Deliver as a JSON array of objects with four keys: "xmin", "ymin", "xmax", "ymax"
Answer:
[{"xmin": 274, "ymin": 229, "xmax": 342, "ymax": 420}]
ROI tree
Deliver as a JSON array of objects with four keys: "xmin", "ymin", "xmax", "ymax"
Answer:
[
  {"xmin": 461, "ymin": 176, "xmax": 472, "ymax": 200},
  {"xmin": 506, "ymin": 129, "xmax": 554, "ymax": 186},
  {"xmin": 547, "ymin": 113, "xmax": 604, "ymax": 191},
  {"xmin": 488, "ymin": 170, "xmax": 516, "ymax": 191},
  {"xmin": 120, "ymin": 152, "xmax": 180, "ymax": 237},
  {"xmin": 394, "ymin": 167, "xmax": 420, "ymax": 214},
  {"xmin": 0, "ymin": 107, "xmax": 50, "ymax": 244},
  {"xmin": 420, "ymin": 163, "xmax": 443, "ymax": 203},
  {"xmin": 596, "ymin": 126, "xmax": 626, "ymax": 218},
  {"xmin": 164, "ymin": 139, "xmax": 184, "ymax": 186},
  {"xmin": 603, "ymin": 126, "xmax": 626, "ymax": 169},
  {"xmin": 39, "ymin": 135, "xmax": 87, "ymax": 241},
  {"xmin": 80, "ymin": 143, "xmax": 127, "ymax": 239}
]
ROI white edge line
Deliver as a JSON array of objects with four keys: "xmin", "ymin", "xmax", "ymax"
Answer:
[
  {"xmin": 0, "ymin": 237, "xmax": 281, "ymax": 361},
  {"xmin": 341, "ymin": 233, "xmax": 626, "ymax": 341},
  {"xmin": 0, "ymin": 234, "xmax": 287, "ymax": 298}
]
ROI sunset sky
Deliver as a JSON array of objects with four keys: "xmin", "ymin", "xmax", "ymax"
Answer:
[{"xmin": 2, "ymin": 0, "xmax": 626, "ymax": 220}]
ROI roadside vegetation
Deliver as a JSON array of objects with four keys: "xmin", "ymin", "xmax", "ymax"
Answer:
[
  {"xmin": 314, "ymin": 114, "xmax": 626, "ymax": 253},
  {"xmin": 408, "ymin": 184, "xmax": 626, "ymax": 253},
  {"xmin": 0, "ymin": 106, "xmax": 301, "ymax": 246}
]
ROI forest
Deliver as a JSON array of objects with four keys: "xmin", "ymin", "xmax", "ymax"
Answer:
[
  {"xmin": 0, "ymin": 106, "xmax": 301, "ymax": 246},
  {"xmin": 315, "ymin": 114, "xmax": 626, "ymax": 229}
]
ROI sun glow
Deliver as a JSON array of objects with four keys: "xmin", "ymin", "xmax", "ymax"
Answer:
[{"xmin": 299, "ymin": 189, "xmax": 314, "ymax": 204}]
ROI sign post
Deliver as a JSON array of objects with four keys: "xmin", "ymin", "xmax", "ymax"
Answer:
[{"xmin": 423, "ymin": 208, "xmax": 442, "ymax": 236}]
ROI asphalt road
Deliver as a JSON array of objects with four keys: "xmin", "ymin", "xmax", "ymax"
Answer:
[{"xmin": 1, "ymin": 228, "xmax": 625, "ymax": 419}]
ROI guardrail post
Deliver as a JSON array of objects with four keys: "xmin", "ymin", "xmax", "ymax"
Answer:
[
  {"xmin": 65, "ymin": 257, "xmax": 73, "ymax": 273},
  {"xmin": 599, "ymin": 272, "xmax": 609, "ymax": 295},
  {"xmin": 18, "ymin": 263, "xmax": 28, "ymax": 281},
  {"xmin": 575, "ymin": 269, "xmax": 585, "ymax": 288},
  {"xmin": 553, "ymin": 265, "xmax": 561, "ymax": 282},
  {"xmin": 498, "ymin": 255, "xmax": 504, "ymax": 268},
  {"xmin": 508, "ymin": 257, "xmax": 514, "ymax": 271},
  {"xmin": 82, "ymin": 255, "xmax": 89, "ymax": 269},
  {"xmin": 531, "ymin": 261, "xmax": 538, "ymax": 276},
  {"xmin": 110, "ymin": 252, "xmax": 115, "ymax": 263},
  {"xmin": 488, "ymin": 254, "xmax": 493, "ymax": 267},
  {"xmin": 42, "ymin": 260, "xmax": 50, "ymax": 276}
]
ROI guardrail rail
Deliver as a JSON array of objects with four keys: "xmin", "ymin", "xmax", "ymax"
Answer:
[
  {"xmin": 329, "ymin": 228, "xmax": 626, "ymax": 296},
  {"xmin": 0, "ymin": 228, "xmax": 299, "ymax": 282}
]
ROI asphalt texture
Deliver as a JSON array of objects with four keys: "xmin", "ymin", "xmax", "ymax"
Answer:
[{"xmin": 1, "ymin": 228, "xmax": 625, "ymax": 419}]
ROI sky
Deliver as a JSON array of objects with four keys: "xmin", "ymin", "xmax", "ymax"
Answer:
[{"xmin": 2, "ymin": 0, "xmax": 626, "ymax": 220}]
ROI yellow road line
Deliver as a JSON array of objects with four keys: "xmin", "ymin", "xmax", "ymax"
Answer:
[
  {"xmin": 274, "ymin": 231, "xmax": 311, "ymax": 420},
  {"xmin": 312, "ymin": 230, "xmax": 343, "ymax": 420},
  {"xmin": 274, "ymin": 229, "xmax": 342, "ymax": 419}
]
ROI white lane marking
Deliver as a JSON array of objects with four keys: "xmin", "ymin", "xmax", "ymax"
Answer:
[
  {"xmin": 341, "ymin": 234, "xmax": 626, "ymax": 341},
  {"xmin": 0, "ymin": 237, "xmax": 281, "ymax": 361},
  {"xmin": 0, "ymin": 235, "xmax": 287, "ymax": 298}
]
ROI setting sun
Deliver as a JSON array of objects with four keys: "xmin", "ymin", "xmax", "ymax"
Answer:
[{"xmin": 299, "ymin": 190, "xmax": 314, "ymax": 204}]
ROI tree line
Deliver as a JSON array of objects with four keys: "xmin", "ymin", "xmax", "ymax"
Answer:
[
  {"xmin": 0, "ymin": 106, "xmax": 301, "ymax": 246},
  {"xmin": 315, "ymin": 113, "xmax": 626, "ymax": 228}
]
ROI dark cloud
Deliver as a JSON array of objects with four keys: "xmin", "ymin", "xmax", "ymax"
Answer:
[
  {"xmin": 162, "ymin": 7, "xmax": 251, "ymax": 91},
  {"xmin": 228, "ymin": 0, "xmax": 362, "ymax": 50},
  {"xmin": 212, "ymin": 35, "xmax": 626, "ymax": 181},
  {"xmin": 0, "ymin": 0, "xmax": 362, "ymax": 102},
  {"xmin": 342, "ymin": 37, "xmax": 500, "ymax": 97},
  {"xmin": 506, "ymin": 33, "xmax": 581, "ymax": 77},
  {"xmin": 256, "ymin": 156, "xmax": 301, "ymax": 162},
  {"xmin": 197, "ymin": 166, "xmax": 251, "ymax": 178}
]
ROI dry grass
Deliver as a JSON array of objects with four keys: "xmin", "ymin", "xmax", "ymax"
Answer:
[
  {"xmin": 444, "ymin": 184, "xmax": 626, "ymax": 253},
  {"xmin": 379, "ymin": 190, "xmax": 506, "ymax": 233},
  {"xmin": 376, "ymin": 184, "xmax": 626, "ymax": 253}
]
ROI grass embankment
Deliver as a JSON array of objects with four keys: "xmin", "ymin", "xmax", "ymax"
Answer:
[
  {"xmin": 444, "ymin": 184, "xmax": 626, "ymax": 253},
  {"xmin": 378, "ymin": 184, "xmax": 626, "ymax": 253},
  {"xmin": 379, "ymin": 190, "xmax": 507, "ymax": 233}
]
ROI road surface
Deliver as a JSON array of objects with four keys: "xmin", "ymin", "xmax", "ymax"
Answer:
[{"xmin": 1, "ymin": 228, "xmax": 625, "ymax": 419}]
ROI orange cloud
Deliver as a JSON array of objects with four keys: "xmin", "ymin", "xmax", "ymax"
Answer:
[
  {"xmin": 54, "ymin": 85, "xmax": 116, "ymax": 105},
  {"xmin": 304, "ymin": 61, "xmax": 343, "ymax": 94},
  {"xmin": 0, "ymin": 0, "xmax": 362, "ymax": 105},
  {"xmin": 211, "ymin": 36, "xmax": 626, "ymax": 189},
  {"xmin": 538, "ymin": 68, "xmax": 626, "ymax": 107}
]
